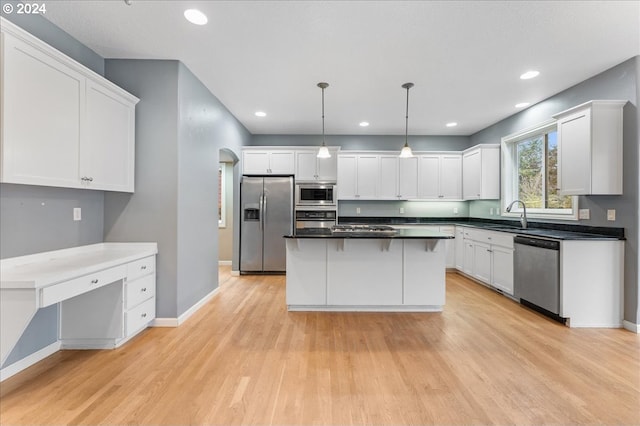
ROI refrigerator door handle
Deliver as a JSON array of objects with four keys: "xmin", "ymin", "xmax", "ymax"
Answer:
[
  {"xmin": 263, "ymin": 193, "xmax": 267, "ymax": 231},
  {"xmin": 259, "ymin": 194, "xmax": 264, "ymax": 231}
]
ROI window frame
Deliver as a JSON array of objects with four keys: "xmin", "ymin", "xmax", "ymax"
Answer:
[{"xmin": 501, "ymin": 120, "xmax": 578, "ymax": 220}]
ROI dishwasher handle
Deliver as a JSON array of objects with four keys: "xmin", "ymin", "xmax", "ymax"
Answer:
[{"xmin": 514, "ymin": 236, "xmax": 560, "ymax": 250}]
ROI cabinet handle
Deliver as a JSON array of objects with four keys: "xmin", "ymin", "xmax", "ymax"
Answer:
[
  {"xmin": 141, "ymin": 313, "xmax": 147, "ymax": 318},
  {"xmin": 438, "ymin": 195, "xmax": 443, "ymax": 198},
  {"xmin": 88, "ymin": 177, "xmax": 93, "ymax": 182},
  {"xmin": 91, "ymin": 279, "xmax": 99, "ymax": 284},
  {"xmin": 488, "ymin": 237, "xmax": 492, "ymax": 240},
  {"xmin": 141, "ymin": 288, "xmax": 147, "ymax": 292},
  {"xmin": 487, "ymin": 249, "xmax": 492, "ymax": 253},
  {"xmin": 141, "ymin": 265, "xmax": 147, "ymax": 270}
]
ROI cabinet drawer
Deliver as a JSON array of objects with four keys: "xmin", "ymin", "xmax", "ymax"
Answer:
[
  {"xmin": 125, "ymin": 274, "xmax": 155, "ymax": 310},
  {"xmin": 127, "ymin": 256, "xmax": 155, "ymax": 281},
  {"xmin": 125, "ymin": 297, "xmax": 155, "ymax": 337},
  {"xmin": 474, "ymin": 230, "xmax": 513, "ymax": 248},
  {"xmin": 40, "ymin": 265, "xmax": 126, "ymax": 307}
]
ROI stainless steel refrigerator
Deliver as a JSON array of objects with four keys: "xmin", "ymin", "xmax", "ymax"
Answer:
[{"xmin": 240, "ymin": 176, "xmax": 294, "ymax": 273}]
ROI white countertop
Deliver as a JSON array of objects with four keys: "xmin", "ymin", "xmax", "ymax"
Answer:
[{"xmin": 0, "ymin": 243, "xmax": 158, "ymax": 289}]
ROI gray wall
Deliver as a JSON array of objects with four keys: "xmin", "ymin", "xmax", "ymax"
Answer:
[
  {"xmin": 469, "ymin": 57, "xmax": 639, "ymax": 324},
  {"xmin": 2, "ymin": 4, "xmax": 104, "ymax": 75},
  {"xmin": 218, "ymin": 163, "xmax": 234, "ymax": 262},
  {"xmin": 103, "ymin": 59, "xmax": 180, "ymax": 318},
  {"xmin": 103, "ymin": 60, "xmax": 249, "ymax": 318},
  {"xmin": 249, "ymin": 134, "xmax": 470, "ymax": 151},
  {"xmin": 0, "ymin": 14, "xmax": 106, "ymax": 368}
]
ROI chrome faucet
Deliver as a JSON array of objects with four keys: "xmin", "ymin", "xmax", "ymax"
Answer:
[{"xmin": 506, "ymin": 200, "xmax": 528, "ymax": 229}]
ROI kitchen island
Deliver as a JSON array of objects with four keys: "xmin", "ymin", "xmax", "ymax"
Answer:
[{"xmin": 284, "ymin": 227, "xmax": 453, "ymax": 312}]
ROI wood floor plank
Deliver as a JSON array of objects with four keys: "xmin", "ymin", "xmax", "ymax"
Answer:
[{"xmin": 1, "ymin": 268, "xmax": 639, "ymax": 425}]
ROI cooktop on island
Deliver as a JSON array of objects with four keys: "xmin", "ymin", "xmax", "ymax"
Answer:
[{"xmin": 330, "ymin": 224, "xmax": 398, "ymax": 236}]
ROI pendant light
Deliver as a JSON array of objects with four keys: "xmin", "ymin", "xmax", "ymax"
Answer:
[
  {"xmin": 317, "ymin": 82, "xmax": 331, "ymax": 159},
  {"xmin": 399, "ymin": 82, "xmax": 415, "ymax": 158}
]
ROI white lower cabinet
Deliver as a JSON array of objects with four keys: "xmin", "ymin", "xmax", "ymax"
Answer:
[
  {"xmin": 491, "ymin": 246, "xmax": 514, "ymax": 295},
  {"xmin": 59, "ymin": 253, "xmax": 156, "ymax": 348},
  {"xmin": 472, "ymin": 242, "xmax": 492, "ymax": 283},
  {"xmin": 456, "ymin": 226, "xmax": 514, "ymax": 296}
]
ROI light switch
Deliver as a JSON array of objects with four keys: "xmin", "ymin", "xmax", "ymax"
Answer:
[
  {"xmin": 399, "ymin": 207, "xmax": 405, "ymax": 214},
  {"xmin": 490, "ymin": 208, "xmax": 494, "ymax": 215},
  {"xmin": 453, "ymin": 207, "xmax": 458, "ymax": 214},
  {"xmin": 356, "ymin": 207, "xmax": 361, "ymax": 215},
  {"xmin": 73, "ymin": 208, "xmax": 82, "ymax": 221},
  {"xmin": 607, "ymin": 209, "xmax": 616, "ymax": 221},
  {"xmin": 578, "ymin": 209, "xmax": 590, "ymax": 220}
]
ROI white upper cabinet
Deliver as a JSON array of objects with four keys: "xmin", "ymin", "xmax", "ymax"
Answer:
[
  {"xmin": 295, "ymin": 148, "xmax": 338, "ymax": 181},
  {"xmin": 417, "ymin": 153, "xmax": 462, "ymax": 200},
  {"xmin": 462, "ymin": 144, "xmax": 500, "ymax": 200},
  {"xmin": 242, "ymin": 149, "xmax": 295, "ymax": 175},
  {"xmin": 378, "ymin": 155, "xmax": 399, "ymax": 199},
  {"xmin": 0, "ymin": 18, "xmax": 139, "ymax": 192},
  {"xmin": 337, "ymin": 153, "xmax": 378, "ymax": 199},
  {"xmin": 552, "ymin": 100, "xmax": 626, "ymax": 196},
  {"xmin": 398, "ymin": 157, "xmax": 418, "ymax": 199},
  {"xmin": 82, "ymin": 80, "xmax": 136, "ymax": 192}
]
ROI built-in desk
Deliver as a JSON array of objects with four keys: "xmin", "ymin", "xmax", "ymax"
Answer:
[{"xmin": 1, "ymin": 243, "xmax": 158, "ymax": 367}]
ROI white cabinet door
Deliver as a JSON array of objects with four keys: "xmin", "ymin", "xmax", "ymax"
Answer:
[
  {"xmin": 462, "ymin": 149, "xmax": 481, "ymax": 200},
  {"xmin": 417, "ymin": 155, "xmax": 440, "ymax": 198},
  {"xmin": 454, "ymin": 227, "xmax": 465, "ymax": 270},
  {"xmin": 82, "ymin": 80, "xmax": 135, "ymax": 192},
  {"xmin": 463, "ymin": 241, "xmax": 475, "ymax": 276},
  {"xmin": 440, "ymin": 155, "xmax": 462, "ymax": 199},
  {"xmin": 554, "ymin": 101, "xmax": 625, "ymax": 196},
  {"xmin": 398, "ymin": 157, "xmax": 418, "ymax": 199},
  {"xmin": 557, "ymin": 110, "xmax": 591, "ymax": 195},
  {"xmin": 439, "ymin": 226, "xmax": 456, "ymax": 268},
  {"xmin": 356, "ymin": 155, "xmax": 378, "ymax": 198},
  {"xmin": 1, "ymin": 33, "xmax": 83, "ymax": 188},
  {"xmin": 295, "ymin": 151, "xmax": 318, "ymax": 181},
  {"xmin": 286, "ymin": 239, "xmax": 327, "ymax": 305},
  {"xmin": 473, "ymin": 242, "xmax": 492, "ymax": 283},
  {"xmin": 242, "ymin": 151, "xmax": 270, "ymax": 174},
  {"xmin": 491, "ymin": 246, "xmax": 514, "ymax": 295},
  {"xmin": 316, "ymin": 150, "xmax": 338, "ymax": 181},
  {"xmin": 269, "ymin": 151, "xmax": 295, "ymax": 174},
  {"xmin": 378, "ymin": 155, "xmax": 399, "ymax": 199},
  {"xmin": 337, "ymin": 155, "xmax": 358, "ymax": 199}
]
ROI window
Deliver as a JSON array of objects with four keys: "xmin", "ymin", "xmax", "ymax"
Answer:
[
  {"xmin": 218, "ymin": 163, "xmax": 226, "ymax": 227},
  {"xmin": 502, "ymin": 120, "xmax": 577, "ymax": 219}
]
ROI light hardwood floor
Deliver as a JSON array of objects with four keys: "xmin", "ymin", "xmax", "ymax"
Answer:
[{"xmin": 1, "ymin": 268, "xmax": 638, "ymax": 425}]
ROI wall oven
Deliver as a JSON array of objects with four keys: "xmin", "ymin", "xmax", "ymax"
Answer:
[{"xmin": 295, "ymin": 183, "xmax": 336, "ymax": 207}]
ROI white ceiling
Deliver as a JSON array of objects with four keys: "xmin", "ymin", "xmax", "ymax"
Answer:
[{"xmin": 41, "ymin": 1, "xmax": 639, "ymax": 136}]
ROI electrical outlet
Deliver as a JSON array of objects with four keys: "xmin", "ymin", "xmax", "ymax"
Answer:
[
  {"xmin": 607, "ymin": 209, "xmax": 616, "ymax": 221},
  {"xmin": 73, "ymin": 207, "xmax": 82, "ymax": 221},
  {"xmin": 578, "ymin": 209, "xmax": 590, "ymax": 220},
  {"xmin": 490, "ymin": 208, "xmax": 494, "ymax": 215},
  {"xmin": 356, "ymin": 207, "xmax": 361, "ymax": 215},
  {"xmin": 453, "ymin": 207, "xmax": 458, "ymax": 214},
  {"xmin": 399, "ymin": 207, "xmax": 405, "ymax": 214}
]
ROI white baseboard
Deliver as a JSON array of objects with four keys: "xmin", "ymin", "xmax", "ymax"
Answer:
[
  {"xmin": 218, "ymin": 260, "xmax": 232, "ymax": 266},
  {"xmin": 0, "ymin": 341, "xmax": 61, "ymax": 382},
  {"xmin": 623, "ymin": 320, "xmax": 639, "ymax": 333},
  {"xmin": 152, "ymin": 287, "xmax": 219, "ymax": 328},
  {"xmin": 231, "ymin": 270, "xmax": 240, "ymax": 276}
]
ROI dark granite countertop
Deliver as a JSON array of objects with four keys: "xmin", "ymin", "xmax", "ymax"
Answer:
[
  {"xmin": 336, "ymin": 217, "xmax": 625, "ymax": 241},
  {"xmin": 286, "ymin": 228, "xmax": 454, "ymax": 239}
]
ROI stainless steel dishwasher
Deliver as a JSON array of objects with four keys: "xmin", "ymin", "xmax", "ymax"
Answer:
[{"xmin": 513, "ymin": 236, "xmax": 564, "ymax": 322}]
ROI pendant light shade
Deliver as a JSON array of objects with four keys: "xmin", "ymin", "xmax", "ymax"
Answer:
[
  {"xmin": 317, "ymin": 82, "xmax": 331, "ymax": 158},
  {"xmin": 399, "ymin": 82, "xmax": 415, "ymax": 158}
]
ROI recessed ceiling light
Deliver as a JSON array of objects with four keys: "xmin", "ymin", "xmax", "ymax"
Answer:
[
  {"xmin": 520, "ymin": 70, "xmax": 540, "ymax": 80},
  {"xmin": 515, "ymin": 102, "xmax": 530, "ymax": 108},
  {"xmin": 254, "ymin": 111, "xmax": 267, "ymax": 117},
  {"xmin": 184, "ymin": 9, "xmax": 208, "ymax": 25},
  {"xmin": 359, "ymin": 121, "xmax": 370, "ymax": 127},
  {"xmin": 446, "ymin": 122, "xmax": 458, "ymax": 127}
]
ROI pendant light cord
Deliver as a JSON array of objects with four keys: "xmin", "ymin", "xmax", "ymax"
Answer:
[
  {"xmin": 322, "ymin": 85, "xmax": 326, "ymax": 145},
  {"xmin": 404, "ymin": 85, "xmax": 409, "ymax": 145}
]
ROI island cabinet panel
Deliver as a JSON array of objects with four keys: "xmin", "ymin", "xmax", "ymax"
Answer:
[
  {"xmin": 326, "ymin": 239, "xmax": 403, "ymax": 306},
  {"xmin": 403, "ymin": 240, "xmax": 446, "ymax": 305},
  {"xmin": 285, "ymin": 239, "xmax": 327, "ymax": 305}
]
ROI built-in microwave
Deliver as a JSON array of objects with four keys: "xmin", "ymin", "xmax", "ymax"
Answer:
[{"xmin": 295, "ymin": 183, "xmax": 336, "ymax": 207}]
